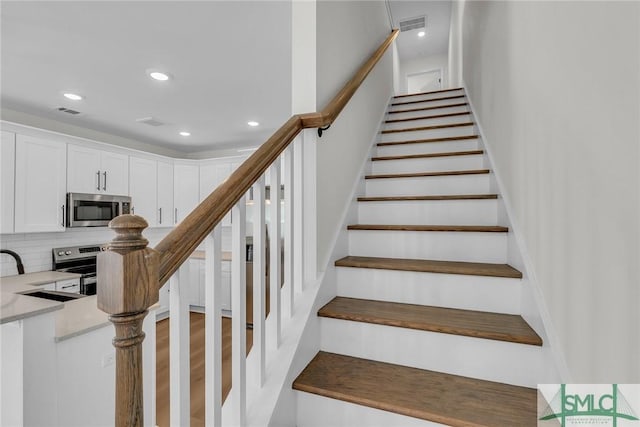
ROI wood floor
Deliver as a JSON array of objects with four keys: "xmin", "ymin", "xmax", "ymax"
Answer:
[{"xmin": 156, "ymin": 313, "xmax": 253, "ymax": 427}]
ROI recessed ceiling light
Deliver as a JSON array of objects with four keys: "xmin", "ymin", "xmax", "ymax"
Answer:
[
  {"xmin": 418, "ymin": 31, "xmax": 426, "ymax": 37},
  {"xmin": 179, "ymin": 131, "xmax": 191, "ymax": 136},
  {"xmin": 247, "ymin": 121, "xmax": 259, "ymax": 127},
  {"xmin": 149, "ymin": 71, "xmax": 171, "ymax": 81},
  {"xmin": 63, "ymin": 93, "xmax": 83, "ymax": 101}
]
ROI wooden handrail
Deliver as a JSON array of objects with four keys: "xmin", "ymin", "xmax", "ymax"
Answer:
[{"xmin": 155, "ymin": 28, "xmax": 399, "ymax": 286}]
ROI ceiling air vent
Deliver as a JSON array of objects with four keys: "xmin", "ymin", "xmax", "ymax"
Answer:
[
  {"xmin": 399, "ymin": 15, "xmax": 426, "ymax": 32},
  {"xmin": 57, "ymin": 107, "xmax": 81, "ymax": 115},
  {"xmin": 136, "ymin": 117, "xmax": 164, "ymax": 127}
]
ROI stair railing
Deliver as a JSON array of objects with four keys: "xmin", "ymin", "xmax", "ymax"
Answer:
[{"xmin": 97, "ymin": 28, "xmax": 399, "ymax": 427}]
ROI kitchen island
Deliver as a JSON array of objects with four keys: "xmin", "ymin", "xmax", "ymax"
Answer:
[{"xmin": 0, "ymin": 272, "xmax": 156, "ymax": 427}]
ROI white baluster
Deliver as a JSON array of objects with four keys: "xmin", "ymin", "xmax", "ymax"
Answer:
[
  {"xmin": 170, "ymin": 263, "xmax": 190, "ymax": 427},
  {"xmin": 252, "ymin": 177, "xmax": 266, "ymax": 386},
  {"xmin": 231, "ymin": 199, "xmax": 247, "ymax": 426},
  {"xmin": 283, "ymin": 145, "xmax": 295, "ymax": 317},
  {"xmin": 205, "ymin": 226, "xmax": 222, "ymax": 427},
  {"xmin": 293, "ymin": 136, "xmax": 305, "ymax": 293},
  {"xmin": 269, "ymin": 161, "xmax": 282, "ymax": 347}
]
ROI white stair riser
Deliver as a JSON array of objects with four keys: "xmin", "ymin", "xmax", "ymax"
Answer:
[
  {"xmin": 390, "ymin": 97, "xmax": 467, "ymax": 111},
  {"xmin": 386, "ymin": 104, "xmax": 469, "ymax": 121},
  {"xmin": 357, "ymin": 198, "xmax": 498, "ymax": 226},
  {"xmin": 376, "ymin": 139, "xmax": 479, "ymax": 156},
  {"xmin": 365, "ymin": 174, "xmax": 491, "ymax": 196},
  {"xmin": 336, "ymin": 267, "xmax": 521, "ymax": 314},
  {"xmin": 383, "ymin": 114, "xmax": 472, "ymax": 130},
  {"xmin": 348, "ymin": 230, "xmax": 507, "ymax": 263},
  {"xmin": 320, "ymin": 318, "xmax": 549, "ymax": 388},
  {"xmin": 393, "ymin": 90, "xmax": 465, "ymax": 103},
  {"xmin": 297, "ymin": 391, "xmax": 443, "ymax": 427},
  {"xmin": 380, "ymin": 126, "xmax": 475, "ymax": 143},
  {"xmin": 371, "ymin": 154, "xmax": 484, "ymax": 175}
]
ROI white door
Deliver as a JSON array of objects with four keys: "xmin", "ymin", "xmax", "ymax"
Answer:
[
  {"xmin": 1, "ymin": 131, "xmax": 16, "ymax": 233},
  {"xmin": 174, "ymin": 164, "xmax": 199, "ymax": 224},
  {"xmin": 129, "ymin": 156, "xmax": 157, "ymax": 227},
  {"xmin": 407, "ymin": 69, "xmax": 442, "ymax": 94},
  {"xmin": 156, "ymin": 161, "xmax": 174, "ymax": 227},
  {"xmin": 15, "ymin": 135, "xmax": 66, "ymax": 232}
]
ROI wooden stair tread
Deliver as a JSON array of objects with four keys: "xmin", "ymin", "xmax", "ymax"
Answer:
[
  {"xmin": 393, "ymin": 87, "xmax": 464, "ymax": 98},
  {"xmin": 365, "ymin": 169, "xmax": 490, "ymax": 179},
  {"xmin": 391, "ymin": 94, "xmax": 466, "ymax": 106},
  {"xmin": 377, "ymin": 135, "xmax": 478, "ymax": 146},
  {"xmin": 293, "ymin": 351, "xmax": 537, "ymax": 426},
  {"xmin": 372, "ymin": 149, "xmax": 483, "ymax": 161},
  {"xmin": 381, "ymin": 122, "xmax": 474, "ymax": 134},
  {"xmin": 347, "ymin": 224, "xmax": 508, "ymax": 232},
  {"xmin": 385, "ymin": 111, "xmax": 470, "ymax": 123},
  {"xmin": 388, "ymin": 102, "xmax": 469, "ymax": 115},
  {"xmin": 358, "ymin": 194, "xmax": 498, "ymax": 202},
  {"xmin": 319, "ymin": 297, "xmax": 541, "ymax": 346},
  {"xmin": 335, "ymin": 255, "xmax": 522, "ymax": 278}
]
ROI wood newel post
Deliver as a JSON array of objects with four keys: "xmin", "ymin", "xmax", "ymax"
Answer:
[{"xmin": 97, "ymin": 214, "xmax": 160, "ymax": 427}]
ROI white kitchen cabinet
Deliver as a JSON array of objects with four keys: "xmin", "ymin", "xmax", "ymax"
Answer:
[
  {"xmin": 55, "ymin": 279, "xmax": 80, "ymax": 293},
  {"xmin": 200, "ymin": 162, "xmax": 234, "ymax": 226},
  {"xmin": 67, "ymin": 145, "xmax": 128, "ymax": 195},
  {"xmin": 174, "ymin": 163, "xmax": 199, "ymax": 224},
  {"xmin": 1, "ymin": 131, "xmax": 15, "ymax": 234},
  {"xmin": 129, "ymin": 156, "xmax": 158, "ymax": 227},
  {"xmin": 156, "ymin": 161, "xmax": 174, "ymax": 227},
  {"xmin": 221, "ymin": 261, "xmax": 231, "ymax": 311},
  {"xmin": 14, "ymin": 135, "xmax": 66, "ymax": 233}
]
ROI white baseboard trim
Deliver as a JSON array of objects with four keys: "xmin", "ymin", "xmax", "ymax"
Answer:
[{"xmin": 463, "ymin": 81, "xmax": 571, "ymax": 382}]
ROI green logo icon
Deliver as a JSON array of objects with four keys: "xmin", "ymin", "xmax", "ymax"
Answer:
[{"xmin": 539, "ymin": 384, "xmax": 639, "ymax": 426}]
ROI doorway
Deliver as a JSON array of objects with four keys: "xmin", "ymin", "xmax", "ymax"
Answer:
[{"xmin": 407, "ymin": 69, "xmax": 442, "ymax": 94}]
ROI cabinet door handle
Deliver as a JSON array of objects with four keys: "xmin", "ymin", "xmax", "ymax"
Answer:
[
  {"xmin": 61, "ymin": 205, "xmax": 65, "ymax": 227},
  {"xmin": 96, "ymin": 171, "xmax": 101, "ymax": 190},
  {"xmin": 61, "ymin": 284, "xmax": 77, "ymax": 290},
  {"xmin": 159, "ymin": 207, "xmax": 162, "ymax": 224},
  {"xmin": 103, "ymin": 171, "xmax": 107, "ymax": 191},
  {"xmin": 131, "ymin": 206, "xmax": 135, "ymax": 214},
  {"xmin": 174, "ymin": 208, "xmax": 178, "ymax": 224}
]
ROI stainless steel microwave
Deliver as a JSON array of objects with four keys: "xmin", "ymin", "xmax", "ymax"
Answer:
[{"xmin": 66, "ymin": 193, "xmax": 131, "ymax": 227}]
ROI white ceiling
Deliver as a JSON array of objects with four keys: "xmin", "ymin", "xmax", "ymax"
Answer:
[
  {"xmin": 389, "ymin": 0, "xmax": 451, "ymax": 62},
  {"xmin": 1, "ymin": 1, "xmax": 292, "ymax": 154}
]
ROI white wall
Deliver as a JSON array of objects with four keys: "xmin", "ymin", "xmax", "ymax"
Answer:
[
  {"xmin": 398, "ymin": 53, "xmax": 449, "ymax": 94},
  {"xmin": 315, "ymin": 0, "xmax": 393, "ymax": 271},
  {"xmin": 447, "ymin": 0, "xmax": 464, "ymax": 87},
  {"xmin": 460, "ymin": 1, "xmax": 640, "ymax": 383}
]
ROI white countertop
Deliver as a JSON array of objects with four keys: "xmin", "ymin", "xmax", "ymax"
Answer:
[
  {"xmin": 0, "ymin": 271, "xmax": 82, "ymax": 325},
  {"xmin": 1, "ymin": 271, "xmax": 157, "ymax": 340}
]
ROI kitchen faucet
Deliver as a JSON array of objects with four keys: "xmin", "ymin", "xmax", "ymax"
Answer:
[{"xmin": 0, "ymin": 249, "xmax": 25, "ymax": 275}]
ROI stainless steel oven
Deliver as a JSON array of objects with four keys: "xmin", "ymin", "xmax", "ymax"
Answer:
[
  {"xmin": 52, "ymin": 243, "xmax": 107, "ymax": 295},
  {"xmin": 66, "ymin": 193, "xmax": 131, "ymax": 227}
]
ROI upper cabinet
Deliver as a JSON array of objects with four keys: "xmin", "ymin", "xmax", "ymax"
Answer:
[
  {"xmin": 67, "ymin": 145, "xmax": 128, "ymax": 196},
  {"xmin": 129, "ymin": 156, "xmax": 158, "ymax": 227},
  {"xmin": 174, "ymin": 163, "xmax": 199, "ymax": 225},
  {"xmin": 200, "ymin": 162, "xmax": 232, "ymax": 226},
  {"xmin": 156, "ymin": 161, "xmax": 174, "ymax": 227},
  {"xmin": 14, "ymin": 135, "xmax": 66, "ymax": 233},
  {"xmin": 1, "ymin": 131, "xmax": 16, "ymax": 234}
]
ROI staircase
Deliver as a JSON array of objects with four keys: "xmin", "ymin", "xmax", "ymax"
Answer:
[{"xmin": 293, "ymin": 88, "xmax": 544, "ymax": 426}]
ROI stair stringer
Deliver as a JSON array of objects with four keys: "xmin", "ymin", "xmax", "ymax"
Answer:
[
  {"xmin": 464, "ymin": 82, "xmax": 569, "ymax": 382},
  {"xmin": 265, "ymin": 100, "xmax": 391, "ymax": 427}
]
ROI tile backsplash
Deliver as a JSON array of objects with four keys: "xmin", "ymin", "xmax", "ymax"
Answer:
[{"xmin": 0, "ymin": 227, "xmax": 233, "ymax": 277}]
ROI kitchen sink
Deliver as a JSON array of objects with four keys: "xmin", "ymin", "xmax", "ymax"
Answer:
[{"xmin": 21, "ymin": 290, "xmax": 86, "ymax": 303}]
